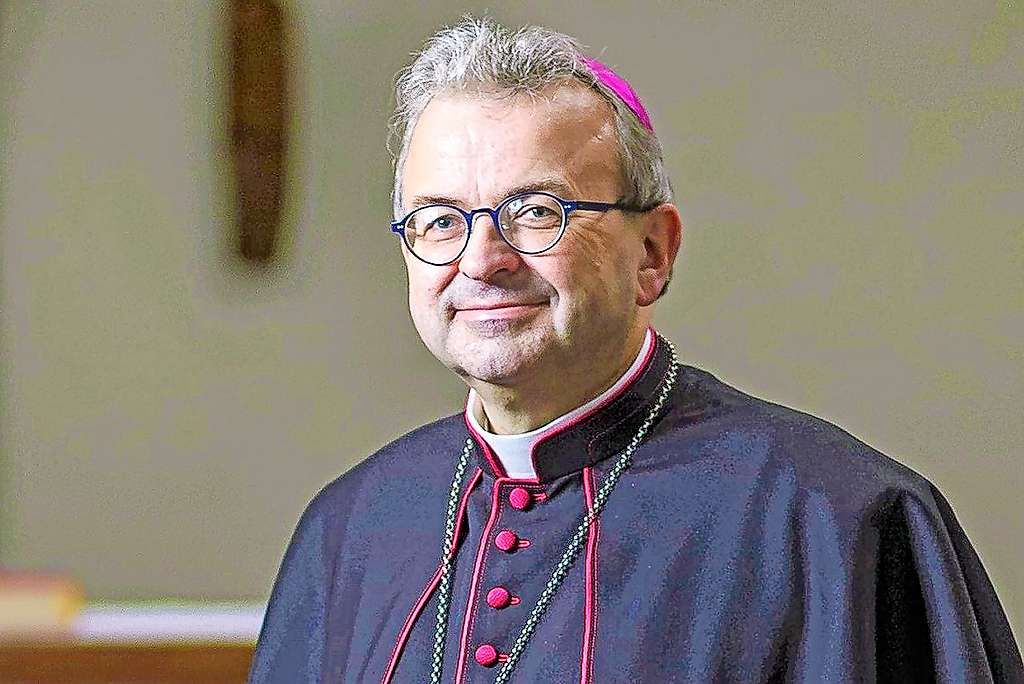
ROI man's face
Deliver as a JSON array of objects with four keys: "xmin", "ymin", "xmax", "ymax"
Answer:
[{"xmin": 399, "ymin": 83, "xmax": 646, "ymax": 388}]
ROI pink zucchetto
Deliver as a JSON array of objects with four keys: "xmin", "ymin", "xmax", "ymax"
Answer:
[{"xmin": 582, "ymin": 56, "xmax": 654, "ymax": 133}]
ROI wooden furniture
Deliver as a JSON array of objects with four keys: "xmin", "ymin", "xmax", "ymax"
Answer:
[{"xmin": 0, "ymin": 602, "xmax": 262, "ymax": 684}]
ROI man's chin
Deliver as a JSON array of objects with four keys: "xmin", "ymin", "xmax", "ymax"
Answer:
[
  {"xmin": 445, "ymin": 344, "xmax": 546, "ymax": 387},
  {"xmin": 438, "ymin": 318, "xmax": 559, "ymax": 382}
]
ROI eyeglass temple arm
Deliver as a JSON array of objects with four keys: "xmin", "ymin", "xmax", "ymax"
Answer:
[{"xmin": 568, "ymin": 200, "xmax": 650, "ymax": 213}]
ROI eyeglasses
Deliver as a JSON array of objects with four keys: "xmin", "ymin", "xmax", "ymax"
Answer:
[{"xmin": 390, "ymin": 191, "xmax": 644, "ymax": 266}]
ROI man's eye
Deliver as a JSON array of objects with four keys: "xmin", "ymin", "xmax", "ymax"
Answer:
[
  {"xmin": 510, "ymin": 203, "xmax": 561, "ymax": 229},
  {"xmin": 428, "ymin": 215, "xmax": 459, "ymax": 231},
  {"xmin": 512, "ymin": 205, "xmax": 553, "ymax": 219}
]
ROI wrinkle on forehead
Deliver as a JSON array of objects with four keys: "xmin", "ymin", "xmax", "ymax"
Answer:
[{"xmin": 402, "ymin": 83, "xmax": 623, "ymax": 210}]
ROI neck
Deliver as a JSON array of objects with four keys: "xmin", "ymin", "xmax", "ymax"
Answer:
[{"xmin": 471, "ymin": 325, "xmax": 650, "ymax": 435}]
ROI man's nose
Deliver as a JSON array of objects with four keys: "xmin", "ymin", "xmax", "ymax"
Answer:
[{"xmin": 457, "ymin": 211, "xmax": 522, "ymax": 281}]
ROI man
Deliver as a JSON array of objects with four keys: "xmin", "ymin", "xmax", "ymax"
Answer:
[{"xmin": 249, "ymin": 17, "xmax": 1022, "ymax": 683}]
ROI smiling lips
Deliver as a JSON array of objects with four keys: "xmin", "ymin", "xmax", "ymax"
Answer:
[{"xmin": 454, "ymin": 301, "xmax": 546, "ymax": 320}]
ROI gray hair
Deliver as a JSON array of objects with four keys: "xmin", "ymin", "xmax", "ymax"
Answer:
[{"xmin": 388, "ymin": 16, "xmax": 675, "ymax": 297}]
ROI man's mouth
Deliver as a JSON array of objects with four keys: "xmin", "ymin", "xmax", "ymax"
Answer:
[{"xmin": 454, "ymin": 301, "xmax": 546, "ymax": 320}]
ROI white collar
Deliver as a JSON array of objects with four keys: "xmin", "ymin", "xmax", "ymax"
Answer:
[{"xmin": 465, "ymin": 328, "xmax": 654, "ymax": 479}]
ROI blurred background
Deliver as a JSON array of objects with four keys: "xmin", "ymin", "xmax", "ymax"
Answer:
[{"xmin": 1, "ymin": 0, "xmax": 1021, "ymax": 677}]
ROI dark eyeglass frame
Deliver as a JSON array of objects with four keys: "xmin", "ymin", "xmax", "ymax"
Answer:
[{"xmin": 390, "ymin": 191, "xmax": 648, "ymax": 266}]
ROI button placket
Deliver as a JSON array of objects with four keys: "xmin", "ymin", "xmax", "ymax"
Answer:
[{"xmin": 472, "ymin": 483, "xmax": 545, "ymax": 673}]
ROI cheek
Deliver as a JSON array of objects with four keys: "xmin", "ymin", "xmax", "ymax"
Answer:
[
  {"xmin": 407, "ymin": 275, "xmax": 435, "ymax": 314},
  {"xmin": 554, "ymin": 229, "xmax": 627, "ymax": 295},
  {"xmin": 405, "ymin": 264, "xmax": 450, "ymax": 323}
]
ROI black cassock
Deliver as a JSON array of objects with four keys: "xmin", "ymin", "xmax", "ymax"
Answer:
[{"xmin": 249, "ymin": 331, "xmax": 1023, "ymax": 683}]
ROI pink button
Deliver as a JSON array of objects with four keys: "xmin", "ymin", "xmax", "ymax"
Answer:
[
  {"xmin": 508, "ymin": 487, "xmax": 533, "ymax": 510},
  {"xmin": 475, "ymin": 643, "xmax": 499, "ymax": 667},
  {"xmin": 486, "ymin": 586, "xmax": 512, "ymax": 609},
  {"xmin": 494, "ymin": 530, "xmax": 518, "ymax": 552}
]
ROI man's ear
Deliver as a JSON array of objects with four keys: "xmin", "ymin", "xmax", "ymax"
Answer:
[{"xmin": 636, "ymin": 203, "xmax": 682, "ymax": 307}]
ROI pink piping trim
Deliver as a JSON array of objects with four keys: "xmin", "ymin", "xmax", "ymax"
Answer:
[
  {"xmin": 528, "ymin": 326, "xmax": 658, "ymax": 476},
  {"xmin": 462, "ymin": 327, "xmax": 658, "ymax": 482},
  {"xmin": 380, "ymin": 468, "xmax": 483, "ymax": 684},
  {"xmin": 453, "ymin": 477, "xmax": 507, "ymax": 684},
  {"xmin": 464, "ymin": 405, "xmax": 508, "ymax": 478},
  {"xmin": 580, "ymin": 466, "xmax": 599, "ymax": 684}
]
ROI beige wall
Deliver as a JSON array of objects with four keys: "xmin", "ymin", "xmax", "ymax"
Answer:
[{"xmin": 1, "ymin": 0, "xmax": 1020, "ymax": 636}]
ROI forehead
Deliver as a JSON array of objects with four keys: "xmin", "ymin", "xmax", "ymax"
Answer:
[{"xmin": 401, "ymin": 83, "xmax": 621, "ymax": 207}]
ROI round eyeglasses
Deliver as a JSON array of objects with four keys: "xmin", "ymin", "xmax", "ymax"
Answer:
[{"xmin": 390, "ymin": 191, "xmax": 640, "ymax": 266}]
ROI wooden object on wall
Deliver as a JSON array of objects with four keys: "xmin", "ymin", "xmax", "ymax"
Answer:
[{"xmin": 230, "ymin": 0, "xmax": 288, "ymax": 262}]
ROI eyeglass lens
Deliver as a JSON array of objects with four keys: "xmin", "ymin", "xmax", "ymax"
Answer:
[{"xmin": 403, "ymin": 193, "xmax": 564, "ymax": 264}]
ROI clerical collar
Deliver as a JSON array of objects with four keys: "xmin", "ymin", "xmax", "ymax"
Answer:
[{"xmin": 465, "ymin": 327, "xmax": 657, "ymax": 481}]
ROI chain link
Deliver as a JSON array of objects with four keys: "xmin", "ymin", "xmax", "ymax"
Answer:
[
  {"xmin": 495, "ymin": 340, "xmax": 679, "ymax": 683},
  {"xmin": 427, "ymin": 338, "xmax": 680, "ymax": 683},
  {"xmin": 428, "ymin": 438, "xmax": 473, "ymax": 683}
]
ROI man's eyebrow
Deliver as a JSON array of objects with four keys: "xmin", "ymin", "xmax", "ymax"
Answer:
[
  {"xmin": 406, "ymin": 178, "xmax": 577, "ymax": 210},
  {"xmin": 497, "ymin": 178, "xmax": 577, "ymax": 201}
]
